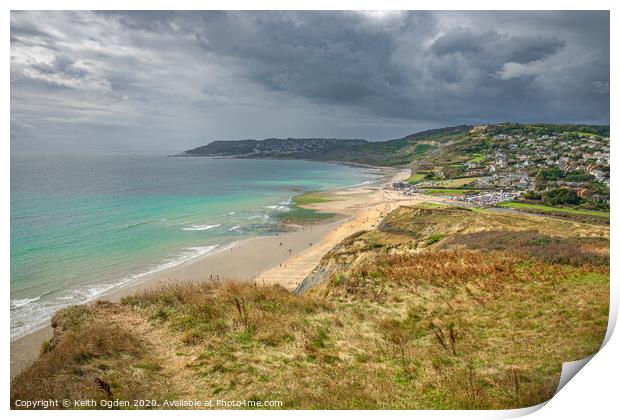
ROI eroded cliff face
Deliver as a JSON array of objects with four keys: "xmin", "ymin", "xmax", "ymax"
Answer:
[{"xmin": 295, "ymin": 230, "xmax": 371, "ymax": 295}]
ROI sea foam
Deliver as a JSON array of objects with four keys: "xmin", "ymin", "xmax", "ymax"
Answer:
[
  {"xmin": 182, "ymin": 224, "xmax": 220, "ymax": 231},
  {"xmin": 10, "ymin": 244, "xmax": 225, "ymax": 341}
]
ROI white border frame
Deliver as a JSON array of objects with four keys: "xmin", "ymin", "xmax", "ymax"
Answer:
[{"xmin": 2, "ymin": 2, "xmax": 616, "ymax": 419}]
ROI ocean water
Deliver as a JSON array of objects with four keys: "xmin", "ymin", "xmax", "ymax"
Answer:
[{"xmin": 11, "ymin": 154, "xmax": 378, "ymax": 340}]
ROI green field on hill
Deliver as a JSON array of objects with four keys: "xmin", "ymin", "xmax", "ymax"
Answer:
[
  {"xmin": 407, "ymin": 173, "xmax": 427, "ymax": 184},
  {"xmin": 499, "ymin": 202, "xmax": 610, "ymax": 219},
  {"xmin": 423, "ymin": 188, "xmax": 478, "ymax": 196}
]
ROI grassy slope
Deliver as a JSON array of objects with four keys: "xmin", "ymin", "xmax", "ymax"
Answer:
[
  {"xmin": 500, "ymin": 202, "xmax": 610, "ymax": 219},
  {"xmin": 11, "ymin": 206, "xmax": 609, "ymax": 409},
  {"xmin": 319, "ymin": 125, "xmax": 471, "ymax": 167}
]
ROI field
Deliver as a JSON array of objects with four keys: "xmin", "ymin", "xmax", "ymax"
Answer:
[
  {"xmin": 12, "ymin": 205, "xmax": 609, "ymax": 409},
  {"xmin": 567, "ymin": 131, "xmax": 602, "ymax": 139},
  {"xmin": 407, "ymin": 173, "xmax": 427, "ymax": 184},
  {"xmin": 440, "ymin": 177, "xmax": 480, "ymax": 188},
  {"xmin": 423, "ymin": 188, "xmax": 478, "ymax": 196},
  {"xmin": 500, "ymin": 202, "xmax": 610, "ymax": 219},
  {"xmin": 469, "ymin": 154, "xmax": 486, "ymax": 163},
  {"xmin": 417, "ymin": 178, "xmax": 479, "ymax": 189}
]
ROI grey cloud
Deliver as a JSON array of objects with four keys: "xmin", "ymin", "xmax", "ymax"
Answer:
[
  {"xmin": 431, "ymin": 27, "xmax": 566, "ymax": 63},
  {"xmin": 10, "ymin": 10, "xmax": 609, "ymax": 153},
  {"xmin": 191, "ymin": 12, "xmax": 405, "ymax": 101},
  {"xmin": 430, "ymin": 27, "xmax": 486, "ymax": 56},
  {"xmin": 501, "ymin": 35, "xmax": 566, "ymax": 64}
]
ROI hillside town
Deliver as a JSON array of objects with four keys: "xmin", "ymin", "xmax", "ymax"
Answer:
[{"xmin": 393, "ymin": 125, "xmax": 610, "ymax": 208}]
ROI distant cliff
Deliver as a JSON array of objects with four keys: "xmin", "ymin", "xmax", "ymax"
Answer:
[
  {"xmin": 182, "ymin": 125, "xmax": 472, "ymax": 167},
  {"xmin": 185, "ymin": 138, "xmax": 368, "ymax": 159},
  {"xmin": 181, "ymin": 123, "xmax": 609, "ymax": 168}
]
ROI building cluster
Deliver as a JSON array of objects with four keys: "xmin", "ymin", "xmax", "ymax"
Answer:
[
  {"xmin": 392, "ymin": 127, "xmax": 610, "ymax": 207},
  {"xmin": 391, "ymin": 182, "xmax": 520, "ymax": 206},
  {"xmin": 464, "ymin": 131, "xmax": 610, "ymax": 191},
  {"xmin": 451, "ymin": 191, "xmax": 522, "ymax": 206}
]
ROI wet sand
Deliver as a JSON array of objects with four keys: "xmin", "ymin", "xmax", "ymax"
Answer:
[{"xmin": 11, "ymin": 166, "xmax": 425, "ymax": 377}]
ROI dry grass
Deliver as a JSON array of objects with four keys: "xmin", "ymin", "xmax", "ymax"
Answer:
[
  {"xmin": 380, "ymin": 205, "xmax": 609, "ymax": 240},
  {"xmin": 309, "ymin": 247, "xmax": 607, "ymax": 408},
  {"xmin": 11, "ymin": 205, "xmax": 609, "ymax": 410},
  {"xmin": 445, "ymin": 230, "xmax": 609, "ymax": 269},
  {"xmin": 123, "ymin": 281, "xmax": 330, "ymax": 348},
  {"xmin": 10, "ymin": 302, "xmax": 163, "ymax": 406}
]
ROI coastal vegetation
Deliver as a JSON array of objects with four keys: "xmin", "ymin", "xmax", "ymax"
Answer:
[
  {"xmin": 11, "ymin": 205, "xmax": 609, "ymax": 409},
  {"xmin": 499, "ymin": 202, "xmax": 610, "ymax": 224}
]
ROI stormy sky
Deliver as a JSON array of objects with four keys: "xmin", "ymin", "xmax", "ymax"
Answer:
[{"xmin": 10, "ymin": 11, "xmax": 610, "ymax": 153}]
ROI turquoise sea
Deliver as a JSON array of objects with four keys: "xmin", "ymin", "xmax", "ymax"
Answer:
[{"xmin": 10, "ymin": 154, "xmax": 378, "ymax": 340}]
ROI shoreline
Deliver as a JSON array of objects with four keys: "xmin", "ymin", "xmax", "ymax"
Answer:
[
  {"xmin": 170, "ymin": 154, "xmax": 403, "ymax": 172},
  {"xmin": 10, "ymin": 166, "xmax": 411, "ymax": 377}
]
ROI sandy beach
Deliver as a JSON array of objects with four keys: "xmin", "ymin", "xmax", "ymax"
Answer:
[{"xmin": 11, "ymin": 166, "xmax": 429, "ymax": 377}]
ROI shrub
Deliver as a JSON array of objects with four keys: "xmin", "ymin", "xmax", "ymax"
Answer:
[
  {"xmin": 542, "ymin": 188, "xmax": 582, "ymax": 206},
  {"xmin": 426, "ymin": 234, "xmax": 445, "ymax": 246}
]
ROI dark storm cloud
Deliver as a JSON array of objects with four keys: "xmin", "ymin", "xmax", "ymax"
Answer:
[
  {"xmin": 10, "ymin": 11, "xmax": 609, "ymax": 153},
  {"xmin": 430, "ymin": 27, "xmax": 487, "ymax": 56},
  {"xmin": 431, "ymin": 27, "xmax": 566, "ymax": 64}
]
